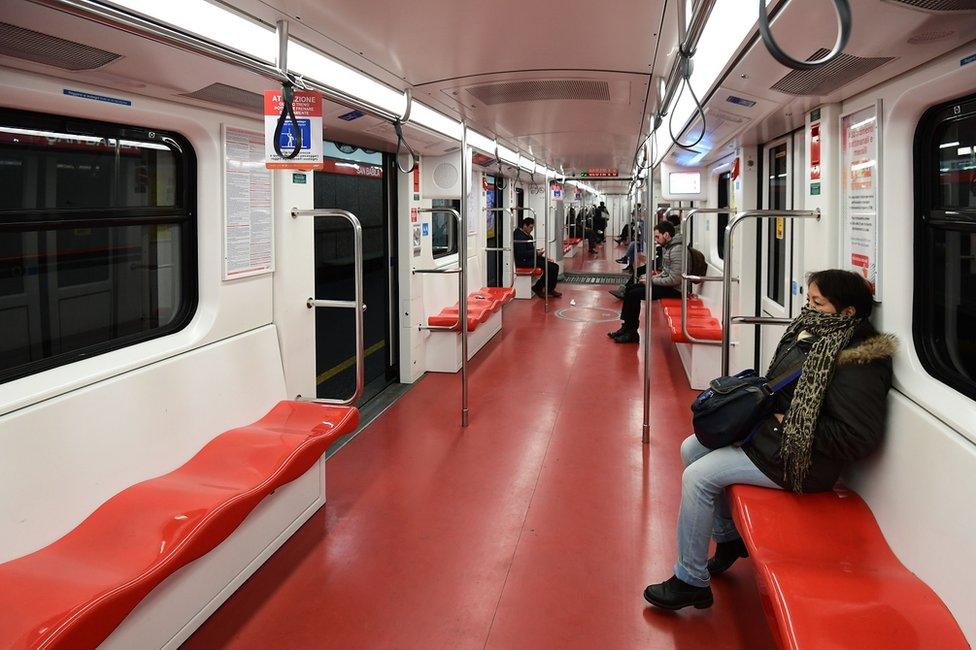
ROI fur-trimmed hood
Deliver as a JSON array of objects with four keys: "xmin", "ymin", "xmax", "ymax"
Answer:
[{"xmin": 837, "ymin": 333, "xmax": 898, "ymax": 366}]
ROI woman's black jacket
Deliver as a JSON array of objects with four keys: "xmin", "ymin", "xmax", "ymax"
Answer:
[{"xmin": 742, "ymin": 321, "xmax": 897, "ymax": 493}]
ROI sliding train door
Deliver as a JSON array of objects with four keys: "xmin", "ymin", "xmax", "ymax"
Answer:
[
  {"xmin": 757, "ymin": 132, "xmax": 803, "ymax": 369},
  {"xmin": 312, "ymin": 142, "xmax": 398, "ymax": 404}
]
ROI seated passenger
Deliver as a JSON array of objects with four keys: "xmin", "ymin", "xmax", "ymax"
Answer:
[
  {"xmin": 513, "ymin": 217, "xmax": 561, "ymax": 298},
  {"xmin": 607, "ymin": 221, "xmax": 683, "ymax": 343},
  {"xmin": 643, "ymin": 270, "xmax": 896, "ymax": 610}
]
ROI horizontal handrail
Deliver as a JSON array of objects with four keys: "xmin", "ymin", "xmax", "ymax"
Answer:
[
  {"xmin": 678, "ymin": 208, "xmax": 734, "ymax": 346},
  {"xmin": 307, "ymin": 298, "xmax": 367, "ymax": 311},
  {"xmin": 722, "ymin": 209, "xmax": 821, "ymax": 374},
  {"xmin": 413, "ymin": 268, "xmax": 461, "ymax": 275},
  {"xmin": 731, "ymin": 316, "xmax": 792, "ymax": 325}
]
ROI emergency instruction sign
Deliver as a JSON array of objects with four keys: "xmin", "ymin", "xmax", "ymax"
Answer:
[{"xmin": 264, "ymin": 90, "xmax": 323, "ymax": 169}]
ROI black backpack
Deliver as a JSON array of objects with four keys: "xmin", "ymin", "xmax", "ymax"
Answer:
[{"xmin": 687, "ymin": 245, "xmax": 707, "ymax": 283}]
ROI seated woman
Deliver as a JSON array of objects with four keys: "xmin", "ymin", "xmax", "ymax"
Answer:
[{"xmin": 644, "ymin": 269, "xmax": 897, "ymax": 610}]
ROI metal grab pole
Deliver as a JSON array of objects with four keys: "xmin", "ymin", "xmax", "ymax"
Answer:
[
  {"xmin": 459, "ymin": 125, "xmax": 470, "ymax": 426},
  {"xmin": 544, "ymin": 180, "xmax": 551, "ymax": 312},
  {"xmin": 678, "ymin": 208, "xmax": 732, "ymax": 347},
  {"xmin": 721, "ymin": 209, "xmax": 821, "ymax": 375},
  {"xmin": 641, "ymin": 142, "xmax": 653, "ymax": 445},
  {"xmin": 415, "ymin": 206, "xmax": 467, "ymax": 423},
  {"xmin": 292, "ymin": 208, "xmax": 365, "ymax": 406}
]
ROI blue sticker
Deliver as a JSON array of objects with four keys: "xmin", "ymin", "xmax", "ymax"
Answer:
[
  {"xmin": 726, "ymin": 95, "xmax": 757, "ymax": 108},
  {"xmin": 792, "ymin": 280, "xmax": 800, "ymax": 296},
  {"xmin": 63, "ymin": 89, "xmax": 131, "ymax": 106},
  {"xmin": 962, "ymin": 53, "xmax": 976, "ymax": 67},
  {"xmin": 338, "ymin": 110, "xmax": 365, "ymax": 121},
  {"xmin": 278, "ymin": 119, "xmax": 311, "ymax": 150},
  {"xmin": 421, "ymin": 223, "xmax": 429, "ymax": 236}
]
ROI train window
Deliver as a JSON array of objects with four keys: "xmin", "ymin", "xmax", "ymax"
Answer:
[
  {"xmin": 766, "ymin": 144, "xmax": 788, "ymax": 305},
  {"xmin": 0, "ymin": 109, "xmax": 196, "ymax": 384},
  {"xmin": 431, "ymin": 198, "xmax": 459, "ymax": 259},
  {"xmin": 914, "ymin": 93, "xmax": 976, "ymax": 401}
]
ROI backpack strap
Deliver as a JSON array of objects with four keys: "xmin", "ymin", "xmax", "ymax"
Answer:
[{"xmin": 767, "ymin": 360, "xmax": 804, "ymax": 393}]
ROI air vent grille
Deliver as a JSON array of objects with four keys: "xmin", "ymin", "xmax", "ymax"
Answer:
[
  {"xmin": 181, "ymin": 83, "xmax": 263, "ymax": 113},
  {"xmin": 771, "ymin": 49, "xmax": 894, "ymax": 96},
  {"xmin": 0, "ymin": 22, "xmax": 121, "ymax": 70},
  {"xmin": 885, "ymin": 0, "xmax": 976, "ymax": 11},
  {"xmin": 465, "ymin": 79, "xmax": 610, "ymax": 105}
]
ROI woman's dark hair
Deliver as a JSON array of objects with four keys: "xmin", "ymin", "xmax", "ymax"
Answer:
[
  {"xmin": 807, "ymin": 269, "xmax": 874, "ymax": 318},
  {"xmin": 665, "ymin": 214, "xmax": 681, "ymax": 228},
  {"xmin": 654, "ymin": 221, "xmax": 676, "ymax": 237}
]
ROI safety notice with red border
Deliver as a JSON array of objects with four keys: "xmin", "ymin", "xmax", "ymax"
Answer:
[{"xmin": 264, "ymin": 90, "xmax": 324, "ymax": 170}]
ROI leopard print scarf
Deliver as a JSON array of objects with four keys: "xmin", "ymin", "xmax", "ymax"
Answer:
[{"xmin": 771, "ymin": 307, "xmax": 862, "ymax": 492}]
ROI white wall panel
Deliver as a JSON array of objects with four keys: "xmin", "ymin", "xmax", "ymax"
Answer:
[
  {"xmin": 0, "ymin": 325, "xmax": 287, "ymax": 561},
  {"xmin": 0, "ymin": 68, "xmax": 273, "ymax": 416}
]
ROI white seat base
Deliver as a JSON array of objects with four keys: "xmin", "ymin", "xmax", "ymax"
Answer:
[{"xmin": 425, "ymin": 310, "xmax": 503, "ymax": 373}]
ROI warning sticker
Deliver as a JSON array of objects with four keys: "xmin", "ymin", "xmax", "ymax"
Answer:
[{"xmin": 264, "ymin": 90, "xmax": 323, "ymax": 170}]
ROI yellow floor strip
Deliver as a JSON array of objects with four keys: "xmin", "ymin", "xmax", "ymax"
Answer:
[{"xmin": 316, "ymin": 340, "xmax": 386, "ymax": 385}]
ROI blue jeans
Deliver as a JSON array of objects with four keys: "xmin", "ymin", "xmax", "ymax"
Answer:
[{"xmin": 673, "ymin": 435, "xmax": 780, "ymax": 587}]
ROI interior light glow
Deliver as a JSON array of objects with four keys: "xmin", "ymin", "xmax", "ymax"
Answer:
[
  {"xmin": 940, "ymin": 141, "xmax": 961, "ymax": 149},
  {"xmin": 959, "ymin": 147, "xmax": 973, "ymax": 155},
  {"xmin": 659, "ymin": 0, "xmax": 775, "ymax": 161},
  {"xmin": 410, "ymin": 103, "xmax": 463, "ymax": 141},
  {"xmin": 289, "ymin": 41, "xmax": 406, "ymax": 117},
  {"xmin": 466, "ymin": 130, "xmax": 495, "ymax": 155},
  {"xmin": 105, "ymin": 0, "xmax": 277, "ymax": 61},
  {"xmin": 850, "ymin": 161, "xmax": 875, "ymax": 172}
]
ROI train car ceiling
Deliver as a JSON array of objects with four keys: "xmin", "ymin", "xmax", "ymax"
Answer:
[{"xmin": 2, "ymin": 1, "xmax": 975, "ymax": 176}]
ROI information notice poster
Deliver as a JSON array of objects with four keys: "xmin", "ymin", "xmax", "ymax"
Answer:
[
  {"xmin": 840, "ymin": 101, "xmax": 882, "ymax": 300},
  {"xmin": 223, "ymin": 126, "xmax": 274, "ymax": 280}
]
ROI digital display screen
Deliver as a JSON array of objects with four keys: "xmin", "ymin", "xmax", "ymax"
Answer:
[{"xmin": 669, "ymin": 171, "xmax": 701, "ymax": 194}]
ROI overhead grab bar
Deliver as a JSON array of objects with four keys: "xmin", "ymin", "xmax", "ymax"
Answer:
[
  {"xmin": 416, "ymin": 206, "xmax": 468, "ymax": 426},
  {"xmin": 758, "ymin": 0, "xmax": 852, "ymax": 71},
  {"xmin": 721, "ymin": 209, "xmax": 821, "ymax": 375},
  {"xmin": 678, "ymin": 208, "xmax": 734, "ymax": 347},
  {"xmin": 293, "ymin": 208, "xmax": 365, "ymax": 406}
]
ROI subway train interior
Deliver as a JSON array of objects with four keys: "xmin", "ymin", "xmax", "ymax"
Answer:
[{"xmin": 0, "ymin": 0, "xmax": 975, "ymax": 647}]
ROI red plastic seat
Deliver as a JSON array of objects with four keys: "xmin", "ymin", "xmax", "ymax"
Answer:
[
  {"xmin": 729, "ymin": 485, "xmax": 967, "ymax": 649},
  {"xmin": 478, "ymin": 286, "xmax": 515, "ymax": 305},
  {"xmin": 515, "ymin": 267, "xmax": 543, "ymax": 276},
  {"xmin": 660, "ymin": 297, "xmax": 703, "ymax": 310},
  {"xmin": 663, "ymin": 305, "xmax": 712, "ymax": 318},
  {"xmin": 0, "ymin": 401, "xmax": 360, "ymax": 650},
  {"xmin": 666, "ymin": 314, "xmax": 722, "ymax": 342}
]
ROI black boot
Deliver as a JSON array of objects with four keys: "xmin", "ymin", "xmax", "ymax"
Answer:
[
  {"xmin": 607, "ymin": 325, "xmax": 628, "ymax": 338},
  {"xmin": 707, "ymin": 538, "xmax": 749, "ymax": 576},
  {"xmin": 643, "ymin": 575, "xmax": 713, "ymax": 610},
  {"xmin": 613, "ymin": 329, "xmax": 640, "ymax": 344}
]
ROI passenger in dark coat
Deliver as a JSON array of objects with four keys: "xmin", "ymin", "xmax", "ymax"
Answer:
[{"xmin": 643, "ymin": 269, "xmax": 896, "ymax": 611}]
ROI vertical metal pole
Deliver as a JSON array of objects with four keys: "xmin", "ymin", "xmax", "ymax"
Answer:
[
  {"xmin": 459, "ymin": 125, "xmax": 470, "ymax": 427},
  {"xmin": 642, "ymin": 144, "xmax": 653, "ymax": 445},
  {"xmin": 721, "ymin": 214, "xmax": 737, "ymax": 376},
  {"xmin": 544, "ymin": 174, "xmax": 550, "ymax": 312}
]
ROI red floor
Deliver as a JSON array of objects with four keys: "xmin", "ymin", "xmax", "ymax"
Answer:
[{"xmin": 185, "ymin": 243, "xmax": 776, "ymax": 649}]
